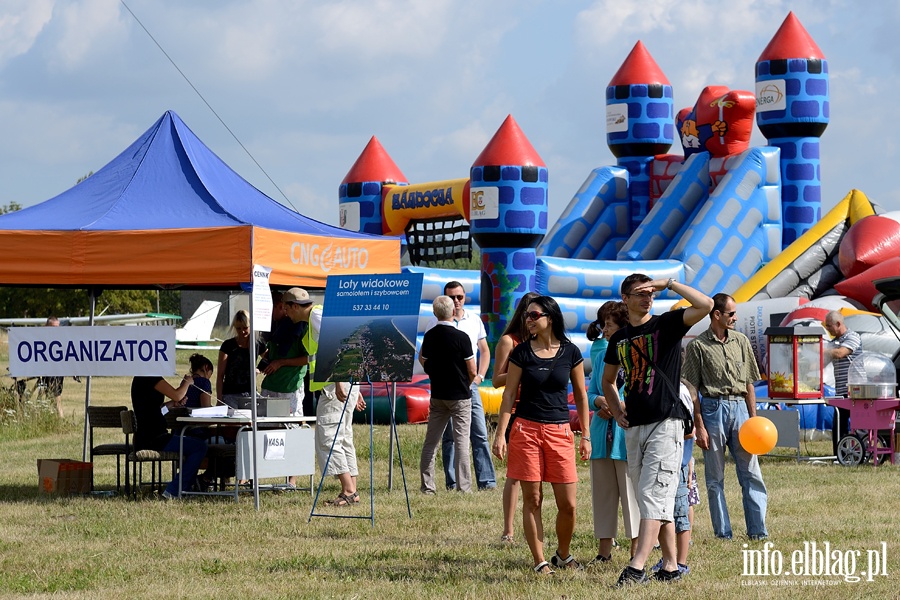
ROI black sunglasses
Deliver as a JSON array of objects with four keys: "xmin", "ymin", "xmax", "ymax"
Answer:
[
  {"xmin": 449, "ymin": 295, "xmax": 466, "ymax": 301},
  {"xmin": 525, "ymin": 311, "xmax": 548, "ymax": 321}
]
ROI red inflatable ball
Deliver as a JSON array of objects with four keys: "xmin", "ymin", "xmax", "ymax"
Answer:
[
  {"xmin": 778, "ymin": 305, "xmax": 830, "ymax": 327},
  {"xmin": 404, "ymin": 388, "xmax": 431, "ymax": 424},
  {"xmin": 838, "ymin": 214, "xmax": 900, "ymax": 278}
]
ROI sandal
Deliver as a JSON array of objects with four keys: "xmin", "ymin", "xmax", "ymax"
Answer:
[
  {"xmin": 588, "ymin": 553, "xmax": 612, "ymax": 567},
  {"xmin": 500, "ymin": 535, "xmax": 514, "ymax": 544},
  {"xmin": 325, "ymin": 493, "xmax": 355, "ymax": 507},
  {"xmin": 348, "ymin": 491, "xmax": 360, "ymax": 503},
  {"xmin": 533, "ymin": 561, "xmax": 555, "ymax": 575},
  {"xmin": 550, "ymin": 551, "xmax": 584, "ymax": 571}
]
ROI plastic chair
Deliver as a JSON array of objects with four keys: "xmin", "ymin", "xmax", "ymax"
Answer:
[
  {"xmin": 87, "ymin": 405, "xmax": 131, "ymax": 492},
  {"xmin": 120, "ymin": 409, "xmax": 179, "ymax": 499}
]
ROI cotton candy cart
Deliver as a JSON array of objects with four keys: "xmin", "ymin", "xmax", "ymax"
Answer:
[{"xmin": 827, "ymin": 397, "xmax": 900, "ymax": 466}]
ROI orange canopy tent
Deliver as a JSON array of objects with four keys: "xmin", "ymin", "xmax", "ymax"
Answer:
[
  {"xmin": 0, "ymin": 111, "xmax": 400, "ymax": 469},
  {"xmin": 0, "ymin": 110, "xmax": 399, "ymax": 289}
]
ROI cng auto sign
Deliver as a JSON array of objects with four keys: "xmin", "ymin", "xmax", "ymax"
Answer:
[{"xmin": 9, "ymin": 326, "xmax": 176, "ymax": 377}]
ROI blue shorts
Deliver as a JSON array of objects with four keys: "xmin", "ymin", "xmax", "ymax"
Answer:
[{"xmin": 673, "ymin": 462, "xmax": 690, "ymax": 533}]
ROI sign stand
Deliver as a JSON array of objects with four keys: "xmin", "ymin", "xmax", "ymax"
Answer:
[
  {"xmin": 307, "ymin": 273, "xmax": 423, "ymax": 525},
  {"xmin": 308, "ymin": 378, "xmax": 412, "ymax": 526}
]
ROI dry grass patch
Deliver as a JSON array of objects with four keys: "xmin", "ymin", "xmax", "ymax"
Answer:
[{"xmin": 0, "ymin": 340, "xmax": 898, "ymax": 598}]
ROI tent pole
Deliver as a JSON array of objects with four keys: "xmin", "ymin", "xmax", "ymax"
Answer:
[
  {"xmin": 81, "ymin": 288, "xmax": 97, "ymax": 462},
  {"xmin": 249, "ymin": 289, "xmax": 261, "ymax": 511}
]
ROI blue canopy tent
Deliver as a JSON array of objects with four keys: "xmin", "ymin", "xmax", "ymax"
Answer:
[
  {"xmin": 0, "ymin": 110, "xmax": 399, "ymax": 289},
  {"xmin": 0, "ymin": 111, "xmax": 400, "ymax": 491}
]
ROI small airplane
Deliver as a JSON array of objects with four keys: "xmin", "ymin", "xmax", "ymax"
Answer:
[
  {"xmin": 0, "ymin": 300, "xmax": 222, "ymax": 351},
  {"xmin": 174, "ymin": 300, "xmax": 222, "ymax": 350}
]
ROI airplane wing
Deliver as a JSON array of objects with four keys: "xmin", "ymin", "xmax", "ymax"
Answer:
[{"xmin": 0, "ymin": 313, "xmax": 181, "ymax": 327}]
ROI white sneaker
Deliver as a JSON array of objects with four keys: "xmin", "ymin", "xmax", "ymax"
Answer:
[{"xmin": 161, "ymin": 490, "xmax": 176, "ymax": 500}]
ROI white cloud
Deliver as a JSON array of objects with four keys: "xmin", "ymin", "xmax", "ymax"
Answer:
[
  {"xmin": 1, "ymin": 0, "xmax": 899, "ymax": 225},
  {"xmin": 0, "ymin": 0, "xmax": 52, "ymax": 64},
  {"xmin": 52, "ymin": 0, "xmax": 124, "ymax": 69}
]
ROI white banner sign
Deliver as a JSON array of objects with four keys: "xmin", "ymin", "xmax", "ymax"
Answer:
[
  {"xmin": 606, "ymin": 103, "xmax": 629, "ymax": 133},
  {"xmin": 756, "ymin": 79, "xmax": 787, "ymax": 112},
  {"xmin": 253, "ymin": 264, "xmax": 273, "ymax": 333},
  {"xmin": 470, "ymin": 187, "xmax": 499, "ymax": 220},
  {"xmin": 264, "ymin": 431, "xmax": 286, "ymax": 460},
  {"xmin": 8, "ymin": 326, "xmax": 176, "ymax": 377}
]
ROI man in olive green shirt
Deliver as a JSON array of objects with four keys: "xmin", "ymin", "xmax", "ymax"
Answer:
[{"xmin": 683, "ymin": 293, "xmax": 767, "ymax": 541}]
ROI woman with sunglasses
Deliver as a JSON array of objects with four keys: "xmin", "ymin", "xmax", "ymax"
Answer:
[
  {"xmin": 493, "ymin": 295, "xmax": 590, "ymax": 575},
  {"xmin": 492, "ymin": 291, "xmax": 540, "ymax": 545}
]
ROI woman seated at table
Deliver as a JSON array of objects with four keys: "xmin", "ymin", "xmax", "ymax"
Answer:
[
  {"xmin": 184, "ymin": 354, "xmax": 214, "ymax": 409},
  {"xmin": 131, "ymin": 374, "xmax": 208, "ymax": 499}
]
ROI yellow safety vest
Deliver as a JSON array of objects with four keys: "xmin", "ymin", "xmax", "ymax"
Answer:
[{"xmin": 303, "ymin": 305, "xmax": 327, "ymax": 391}]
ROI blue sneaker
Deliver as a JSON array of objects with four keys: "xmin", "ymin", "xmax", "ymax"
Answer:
[{"xmin": 651, "ymin": 558, "xmax": 689, "ymax": 575}]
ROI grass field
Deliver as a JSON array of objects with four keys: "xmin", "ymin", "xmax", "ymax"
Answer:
[{"xmin": 1, "ymin": 343, "xmax": 898, "ymax": 599}]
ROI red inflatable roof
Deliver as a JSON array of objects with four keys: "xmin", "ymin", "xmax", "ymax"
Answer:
[
  {"xmin": 472, "ymin": 115, "xmax": 545, "ymax": 168},
  {"xmin": 608, "ymin": 41, "xmax": 670, "ymax": 86},
  {"xmin": 341, "ymin": 136, "xmax": 408, "ymax": 185},
  {"xmin": 758, "ymin": 12, "xmax": 824, "ymax": 61}
]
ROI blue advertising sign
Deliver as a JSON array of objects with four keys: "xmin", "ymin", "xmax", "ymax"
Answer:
[{"xmin": 315, "ymin": 273, "xmax": 424, "ymax": 383}]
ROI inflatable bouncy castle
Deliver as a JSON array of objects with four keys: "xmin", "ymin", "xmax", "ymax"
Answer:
[{"xmin": 337, "ymin": 12, "xmax": 900, "ymax": 406}]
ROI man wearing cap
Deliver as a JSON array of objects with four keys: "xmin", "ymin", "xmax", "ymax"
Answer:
[
  {"xmin": 260, "ymin": 288, "xmax": 311, "ymax": 417},
  {"xmin": 278, "ymin": 287, "xmax": 362, "ymax": 498}
]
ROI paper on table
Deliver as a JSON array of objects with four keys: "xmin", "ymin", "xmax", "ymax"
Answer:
[{"xmin": 188, "ymin": 405, "xmax": 230, "ymax": 418}]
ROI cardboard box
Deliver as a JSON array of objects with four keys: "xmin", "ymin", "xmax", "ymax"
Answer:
[{"xmin": 37, "ymin": 459, "xmax": 92, "ymax": 496}]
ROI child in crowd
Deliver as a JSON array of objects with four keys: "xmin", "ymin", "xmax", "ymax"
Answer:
[{"xmin": 653, "ymin": 379, "xmax": 697, "ymax": 575}]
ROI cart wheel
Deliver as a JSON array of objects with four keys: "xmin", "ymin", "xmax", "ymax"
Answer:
[
  {"xmin": 865, "ymin": 435, "xmax": 891, "ymax": 465},
  {"xmin": 837, "ymin": 435, "xmax": 865, "ymax": 466}
]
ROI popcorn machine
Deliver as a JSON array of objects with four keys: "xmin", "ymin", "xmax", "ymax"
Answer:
[{"xmin": 764, "ymin": 326, "xmax": 825, "ymax": 399}]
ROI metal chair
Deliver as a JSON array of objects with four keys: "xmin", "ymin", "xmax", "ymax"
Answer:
[
  {"xmin": 87, "ymin": 405, "xmax": 131, "ymax": 492},
  {"xmin": 120, "ymin": 409, "xmax": 179, "ymax": 499},
  {"xmin": 167, "ymin": 408, "xmax": 235, "ymax": 491}
]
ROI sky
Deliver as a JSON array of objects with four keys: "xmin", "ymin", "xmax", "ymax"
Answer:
[{"xmin": 2, "ymin": 0, "xmax": 899, "ymax": 231}]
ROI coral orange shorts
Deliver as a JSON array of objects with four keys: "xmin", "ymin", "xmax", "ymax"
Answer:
[{"xmin": 507, "ymin": 418, "xmax": 577, "ymax": 484}]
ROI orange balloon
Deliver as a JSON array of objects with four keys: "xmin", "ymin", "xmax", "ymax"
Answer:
[{"xmin": 739, "ymin": 416, "xmax": 778, "ymax": 455}]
